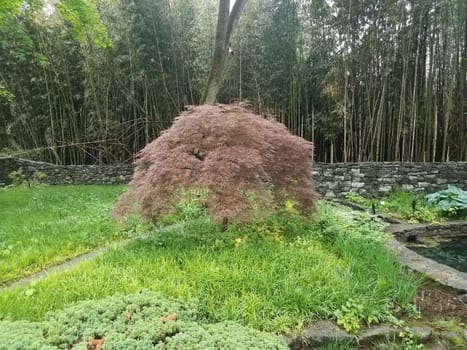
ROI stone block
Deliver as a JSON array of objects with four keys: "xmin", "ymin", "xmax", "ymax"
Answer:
[
  {"xmin": 411, "ymin": 326, "xmax": 432, "ymax": 343},
  {"xmin": 301, "ymin": 321, "xmax": 355, "ymax": 347},
  {"xmin": 358, "ymin": 325, "xmax": 398, "ymax": 345},
  {"xmin": 379, "ymin": 185, "xmax": 392, "ymax": 192}
]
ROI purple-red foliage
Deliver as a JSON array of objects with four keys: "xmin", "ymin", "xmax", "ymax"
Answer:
[{"xmin": 114, "ymin": 104, "xmax": 318, "ymax": 223}]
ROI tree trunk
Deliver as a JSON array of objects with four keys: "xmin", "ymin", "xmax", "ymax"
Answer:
[{"xmin": 202, "ymin": 0, "xmax": 246, "ymax": 104}]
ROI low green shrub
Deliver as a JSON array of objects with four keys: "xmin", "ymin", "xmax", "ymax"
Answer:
[
  {"xmin": 44, "ymin": 290, "xmax": 198, "ymax": 348},
  {"xmin": 334, "ymin": 298, "xmax": 384, "ymax": 334},
  {"xmin": 425, "ymin": 185, "xmax": 467, "ymax": 219},
  {"xmin": 0, "ymin": 320, "xmax": 55, "ymax": 349},
  {"xmin": 8, "ymin": 168, "xmax": 47, "ymax": 188},
  {"xmin": 0, "ymin": 291, "xmax": 287, "ymax": 349},
  {"xmin": 345, "ymin": 191, "xmax": 368, "ymax": 205},
  {"xmin": 159, "ymin": 188, "xmax": 209, "ymax": 225},
  {"xmin": 161, "ymin": 321, "xmax": 288, "ymax": 350}
]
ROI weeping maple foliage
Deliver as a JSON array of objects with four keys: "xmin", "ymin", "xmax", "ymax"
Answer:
[{"xmin": 114, "ymin": 103, "xmax": 318, "ymax": 223}]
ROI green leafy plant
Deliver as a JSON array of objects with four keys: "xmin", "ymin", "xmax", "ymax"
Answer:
[
  {"xmin": 8, "ymin": 168, "xmax": 47, "ymax": 187},
  {"xmin": 345, "ymin": 190, "xmax": 440, "ymax": 223},
  {"xmin": 345, "ymin": 191, "xmax": 368, "ymax": 205},
  {"xmin": 57, "ymin": 0, "xmax": 112, "ymax": 48},
  {"xmin": 398, "ymin": 327, "xmax": 424, "ymax": 350},
  {"xmin": 381, "ymin": 315, "xmax": 424, "ymax": 350},
  {"xmin": 334, "ymin": 298, "xmax": 385, "ymax": 334},
  {"xmin": 0, "ymin": 82, "xmax": 14, "ymax": 102},
  {"xmin": 161, "ymin": 188, "xmax": 209, "ymax": 224},
  {"xmin": 334, "ymin": 299, "xmax": 365, "ymax": 333},
  {"xmin": 425, "ymin": 185, "xmax": 467, "ymax": 219}
]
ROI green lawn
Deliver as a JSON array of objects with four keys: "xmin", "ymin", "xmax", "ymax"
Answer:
[
  {"xmin": 0, "ymin": 192, "xmax": 420, "ymax": 334},
  {"xmin": 0, "ymin": 185, "xmax": 127, "ymax": 284}
]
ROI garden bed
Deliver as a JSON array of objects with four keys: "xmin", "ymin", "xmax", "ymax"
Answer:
[
  {"xmin": 0, "ymin": 185, "xmax": 425, "ymax": 349},
  {"xmin": 3, "ymin": 185, "xmax": 467, "ymax": 348}
]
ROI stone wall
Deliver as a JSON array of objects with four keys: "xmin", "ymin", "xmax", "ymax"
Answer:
[
  {"xmin": 0, "ymin": 157, "xmax": 133, "ymax": 186},
  {"xmin": 311, "ymin": 162, "xmax": 467, "ymax": 198},
  {"xmin": 1, "ymin": 157, "xmax": 466, "ymax": 197}
]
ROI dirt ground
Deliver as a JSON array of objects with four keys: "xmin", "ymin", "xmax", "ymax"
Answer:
[{"xmin": 413, "ymin": 280, "xmax": 467, "ymax": 323}]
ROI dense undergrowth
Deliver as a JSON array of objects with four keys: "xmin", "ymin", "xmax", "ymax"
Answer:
[
  {"xmin": 0, "ymin": 196, "xmax": 419, "ymax": 333},
  {"xmin": 0, "ymin": 185, "xmax": 127, "ymax": 284},
  {"xmin": 345, "ymin": 187, "xmax": 467, "ymax": 223},
  {"xmin": 345, "ymin": 190, "xmax": 438, "ymax": 223}
]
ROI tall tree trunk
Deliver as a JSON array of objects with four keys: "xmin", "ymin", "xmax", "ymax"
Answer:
[
  {"xmin": 460, "ymin": 0, "xmax": 467, "ymax": 160},
  {"xmin": 202, "ymin": 0, "xmax": 246, "ymax": 104}
]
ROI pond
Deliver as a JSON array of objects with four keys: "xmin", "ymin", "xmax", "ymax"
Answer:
[{"xmin": 410, "ymin": 236, "xmax": 467, "ymax": 273}]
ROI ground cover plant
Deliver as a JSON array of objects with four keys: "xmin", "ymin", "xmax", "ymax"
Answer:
[
  {"xmin": 0, "ymin": 200, "xmax": 420, "ymax": 338},
  {"xmin": 0, "ymin": 291, "xmax": 288, "ymax": 349},
  {"xmin": 0, "ymin": 185, "xmax": 127, "ymax": 285}
]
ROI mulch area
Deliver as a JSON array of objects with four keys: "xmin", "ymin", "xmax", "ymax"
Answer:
[{"xmin": 413, "ymin": 280, "xmax": 467, "ymax": 322}]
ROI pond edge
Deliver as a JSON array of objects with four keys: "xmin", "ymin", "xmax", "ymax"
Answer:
[{"xmin": 385, "ymin": 222, "xmax": 467, "ymax": 293}]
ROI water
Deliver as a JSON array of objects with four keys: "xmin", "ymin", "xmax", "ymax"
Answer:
[{"xmin": 410, "ymin": 237, "xmax": 467, "ymax": 273}]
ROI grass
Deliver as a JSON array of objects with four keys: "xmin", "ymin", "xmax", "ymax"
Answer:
[
  {"xmin": 0, "ymin": 185, "xmax": 127, "ymax": 284},
  {"xmin": 0, "ymin": 194, "xmax": 420, "ymax": 334}
]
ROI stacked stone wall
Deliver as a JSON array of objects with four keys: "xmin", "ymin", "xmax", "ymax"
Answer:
[
  {"xmin": 1, "ymin": 158, "xmax": 466, "ymax": 197},
  {"xmin": 0, "ymin": 158, "xmax": 132, "ymax": 186},
  {"xmin": 312, "ymin": 162, "xmax": 467, "ymax": 198}
]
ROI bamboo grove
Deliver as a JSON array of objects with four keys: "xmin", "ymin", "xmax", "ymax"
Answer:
[{"xmin": 0, "ymin": 0, "xmax": 466, "ymax": 164}]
